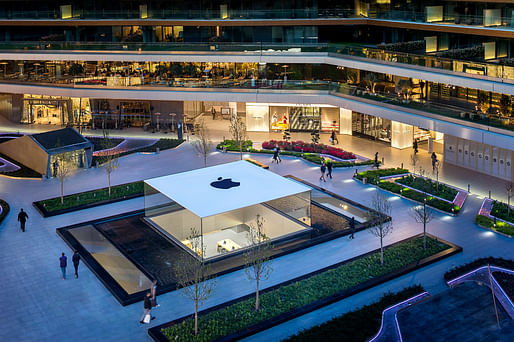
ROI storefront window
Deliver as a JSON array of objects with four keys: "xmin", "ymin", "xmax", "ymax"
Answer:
[
  {"xmin": 352, "ymin": 112, "xmax": 391, "ymax": 143},
  {"xmin": 269, "ymin": 106, "xmax": 289, "ymax": 131},
  {"xmin": 289, "ymin": 106, "xmax": 320, "ymax": 132},
  {"xmin": 22, "ymin": 95, "xmax": 72, "ymax": 125}
]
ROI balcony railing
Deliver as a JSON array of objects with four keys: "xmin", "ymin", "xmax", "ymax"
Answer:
[
  {"xmin": 0, "ymin": 8, "xmax": 511, "ymax": 29},
  {"xmin": 1, "ymin": 77, "xmax": 512, "ymax": 133},
  {"xmin": 1, "ymin": 41, "xmax": 512, "ymax": 82}
]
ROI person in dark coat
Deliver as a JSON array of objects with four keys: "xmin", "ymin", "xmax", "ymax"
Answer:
[
  {"xmin": 140, "ymin": 292, "xmax": 155, "ymax": 323},
  {"xmin": 59, "ymin": 252, "xmax": 67, "ymax": 280},
  {"xmin": 374, "ymin": 152, "xmax": 379, "ymax": 169},
  {"xmin": 18, "ymin": 209, "xmax": 29, "ymax": 232},
  {"xmin": 320, "ymin": 162, "xmax": 327, "ymax": 182},
  {"xmin": 330, "ymin": 130, "xmax": 339, "ymax": 145},
  {"xmin": 431, "ymin": 152, "xmax": 438, "ymax": 171},
  {"xmin": 72, "ymin": 250, "xmax": 80, "ymax": 278},
  {"xmin": 326, "ymin": 160, "xmax": 333, "ymax": 179},
  {"xmin": 349, "ymin": 216, "xmax": 356, "ymax": 239},
  {"xmin": 413, "ymin": 139, "xmax": 418, "ymax": 155}
]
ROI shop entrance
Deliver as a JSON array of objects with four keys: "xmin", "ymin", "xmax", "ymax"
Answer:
[
  {"xmin": 22, "ymin": 98, "xmax": 72, "ymax": 125},
  {"xmin": 352, "ymin": 112, "xmax": 391, "ymax": 143}
]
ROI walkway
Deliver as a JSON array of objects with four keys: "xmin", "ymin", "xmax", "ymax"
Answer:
[{"xmin": 0, "ymin": 134, "xmax": 512, "ymax": 342}]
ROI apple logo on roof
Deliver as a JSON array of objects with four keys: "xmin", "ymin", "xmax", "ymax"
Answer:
[{"xmin": 210, "ymin": 177, "xmax": 240, "ymax": 189}]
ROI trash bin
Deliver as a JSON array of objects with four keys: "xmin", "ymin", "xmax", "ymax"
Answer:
[
  {"xmin": 363, "ymin": 177, "xmax": 367, "ymax": 184},
  {"xmin": 177, "ymin": 123, "xmax": 183, "ymax": 140}
]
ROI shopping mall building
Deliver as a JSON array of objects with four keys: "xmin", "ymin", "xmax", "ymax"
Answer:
[{"xmin": 0, "ymin": 0, "xmax": 513, "ymax": 180}]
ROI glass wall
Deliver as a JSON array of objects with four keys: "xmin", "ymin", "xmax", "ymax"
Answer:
[
  {"xmin": 352, "ymin": 112, "xmax": 391, "ymax": 143},
  {"xmin": 144, "ymin": 183, "xmax": 311, "ymax": 260}
]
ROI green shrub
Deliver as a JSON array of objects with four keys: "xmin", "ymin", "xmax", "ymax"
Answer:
[
  {"xmin": 39, "ymin": 181, "xmax": 144, "ymax": 212},
  {"xmin": 378, "ymin": 181, "xmax": 403, "ymax": 193},
  {"xmin": 216, "ymin": 139, "xmax": 252, "ymax": 151},
  {"xmin": 285, "ymin": 285, "xmax": 425, "ymax": 342},
  {"xmin": 475, "ymin": 214, "xmax": 514, "ymax": 237},
  {"xmin": 396, "ymin": 175, "xmax": 457, "ymax": 201},
  {"xmin": 355, "ymin": 168, "xmax": 408, "ymax": 180},
  {"xmin": 490, "ymin": 201, "xmax": 514, "ymax": 224},
  {"xmin": 0, "ymin": 199, "xmax": 10, "ymax": 224},
  {"xmin": 444, "ymin": 257, "xmax": 514, "ymax": 282},
  {"xmin": 161, "ymin": 237, "xmax": 450, "ymax": 342}
]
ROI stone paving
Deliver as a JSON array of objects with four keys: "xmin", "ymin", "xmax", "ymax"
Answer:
[{"xmin": 0, "ymin": 131, "xmax": 512, "ymax": 341}]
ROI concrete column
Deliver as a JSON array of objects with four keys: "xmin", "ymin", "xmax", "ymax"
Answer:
[
  {"xmin": 391, "ymin": 121, "xmax": 413, "ymax": 149},
  {"xmin": 339, "ymin": 108, "xmax": 352, "ymax": 135}
]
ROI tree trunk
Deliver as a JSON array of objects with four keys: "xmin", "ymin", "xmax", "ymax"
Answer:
[
  {"xmin": 380, "ymin": 236, "xmax": 384, "ymax": 265},
  {"xmin": 194, "ymin": 299, "xmax": 198, "ymax": 335},
  {"xmin": 239, "ymin": 141, "xmax": 243, "ymax": 160},
  {"xmin": 108, "ymin": 171, "xmax": 111, "ymax": 197},
  {"xmin": 423, "ymin": 220, "xmax": 426, "ymax": 249},
  {"xmin": 204, "ymin": 154, "xmax": 207, "ymax": 167},
  {"xmin": 255, "ymin": 277, "xmax": 260, "ymax": 311},
  {"xmin": 60, "ymin": 179, "xmax": 64, "ymax": 205}
]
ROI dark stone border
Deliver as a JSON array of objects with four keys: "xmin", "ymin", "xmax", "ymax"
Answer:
[
  {"xmin": 33, "ymin": 181, "xmax": 143, "ymax": 217},
  {"xmin": 148, "ymin": 233, "xmax": 462, "ymax": 342}
]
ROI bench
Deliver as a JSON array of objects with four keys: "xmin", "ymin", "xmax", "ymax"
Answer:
[{"xmin": 245, "ymin": 158, "xmax": 269, "ymax": 169}]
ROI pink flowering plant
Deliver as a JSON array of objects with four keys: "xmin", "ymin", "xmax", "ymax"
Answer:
[{"xmin": 261, "ymin": 140, "xmax": 356, "ymax": 160}]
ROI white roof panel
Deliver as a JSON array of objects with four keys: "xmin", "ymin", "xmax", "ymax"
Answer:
[{"xmin": 145, "ymin": 160, "xmax": 310, "ymax": 218}]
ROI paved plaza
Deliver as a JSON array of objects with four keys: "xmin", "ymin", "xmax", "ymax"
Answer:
[{"xmin": 0, "ymin": 126, "xmax": 513, "ymax": 341}]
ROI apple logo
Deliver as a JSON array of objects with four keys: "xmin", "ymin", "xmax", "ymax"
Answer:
[{"xmin": 210, "ymin": 177, "xmax": 240, "ymax": 189}]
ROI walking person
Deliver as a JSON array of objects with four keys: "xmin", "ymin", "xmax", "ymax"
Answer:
[
  {"xmin": 374, "ymin": 152, "xmax": 379, "ymax": 169},
  {"xmin": 330, "ymin": 130, "xmax": 339, "ymax": 145},
  {"xmin": 17, "ymin": 208, "xmax": 28, "ymax": 232},
  {"xmin": 59, "ymin": 252, "xmax": 67, "ymax": 280},
  {"xmin": 151, "ymin": 279, "xmax": 159, "ymax": 308},
  {"xmin": 320, "ymin": 161, "xmax": 327, "ymax": 182},
  {"xmin": 211, "ymin": 107, "xmax": 216, "ymax": 120},
  {"xmin": 140, "ymin": 292, "xmax": 155, "ymax": 324},
  {"xmin": 326, "ymin": 159, "xmax": 333, "ymax": 179},
  {"xmin": 431, "ymin": 152, "xmax": 438, "ymax": 171},
  {"xmin": 272, "ymin": 147, "xmax": 279, "ymax": 164},
  {"xmin": 275, "ymin": 145, "xmax": 282, "ymax": 163},
  {"xmin": 72, "ymin": 250, "xmax": 80, "ymax": 278},
  {"xmin": 413, "ymin": 139, "xmax": 418, "ymax": 155},
  {"xmin": 349, "ymin": 216, "xmax": 356, "ymax": 239}
]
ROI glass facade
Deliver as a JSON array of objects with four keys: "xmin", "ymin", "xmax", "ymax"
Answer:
[{"xmin": 144, "ymin": 183, "xmax": 311, "ymax": 260}]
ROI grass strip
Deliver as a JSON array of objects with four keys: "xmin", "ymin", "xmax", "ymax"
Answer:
[
  {"xmin": 284, "ymin": 285, "xmax": 424, "ymax": 342},
  {"xmin": 490, "ymin": 201, "xmax": 514, "ymax": 225},
  {"xmin": 38, "ymin": 181, "xmax": 143, "ymax": 213},
  {"xmin": 396, "ymin": 175, "xmax": 457, "ymax": 202},
  {"xmin": 161, "ymin": 237, "xmax": 450, "ymax": 342},
  {"xmin": 354, "ymin": 168, "xmax": 409, "ymax": 181}
]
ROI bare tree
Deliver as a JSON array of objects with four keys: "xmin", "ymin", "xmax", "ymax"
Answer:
[
  {"xmin": 54, "ymin": 152, "xmax": 73, "ymax": 205},
  {"xmin": 229, "ymin": 114, "xmax": 247, "ymax": 160},
  {"xmin": 244, "ymin": 215, "xmax": 273, "ymax": 311},
  {"xmin": 173, "ymin": 227, "xmax": 216, "ymax": 336},
  {"xmin": 193, "ymin": 119, "xmax": 212, "ymax": 167},
  {"xmin": 410, "ymin": 154, "xmax": 419, "ymax": 175},
  {"xmin": 367, "ymin": 191, "xmax": 393, "ymax": 265},
  {"xmin": 101, "ymin": 131, "xmax": 119, "ymax": 197},
  {"xmin": 411, "ymin": 198, "xmax": 434, "ymax": 249},
  {"xmin": 506, "ymin": 183, "xmax": 513, "ymax": 216}
]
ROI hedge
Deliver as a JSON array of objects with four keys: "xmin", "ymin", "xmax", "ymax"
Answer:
[
  {"xmin": 396, "ymin": 175, "xmax": 457, "ymax": 202},
  {"xmin": 284, "ymin": 285, "xmax": 424, "ymax": 342},
  {"xmin": 354, "ymin": 168, "xmax": 409, "ymax": 181},
  {"xmin": 444, "ymin": 257, "xmax": 514, "ymax": 282},
  {"xmin": 490, "ymin": 201, "xmax": 514, "ymax": 225},
  {"xmin": 474, "ymin": 215, "xmax": 514, "ymax": 237},
  {"xmin": 160, "ymin": 237, "xmax": 450, "ymax": 342},
  {"xmin": 38, "ymin": 181, "xmax": 144, "ymax": 213}
]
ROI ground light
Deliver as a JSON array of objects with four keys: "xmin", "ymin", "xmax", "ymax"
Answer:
[
  {"xmin": 343, "ymin": 179, "xmax": 354, "ymax": 183},
  {"xmin": 389, "ymin": 196, "xmax": 401, "ymax": 201},
  {"xmin": 481, "ymin": 231, "xmax": 495, "ymax": 237}
]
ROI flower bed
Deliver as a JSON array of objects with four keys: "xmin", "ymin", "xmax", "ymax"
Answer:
[
  {"xmin": 36, "ymin": 181, "xmax": 144, "ymax": 214},
  {"xmin": 261, "ymin": 140, "xmax": 356, "ymax": 160},
  {"xmin": 396, "ymin": 175, "xmax": 457, "ymax": 202},
  {"xmin": 474, "ymin": 215, "xmax": 514, "ymax": 237},
  {"xmin": 0, "ymin": 199, "xmax": 10, "ymax": 225},
  {"xmin": 284, "ymin": 285, "xmax": 424, "ymax": 342},
  {"xmin": 155, "ymin": 236, "xmax": 455, "ymax": 342}
]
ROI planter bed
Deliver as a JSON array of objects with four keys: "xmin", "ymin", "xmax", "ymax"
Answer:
[
  {"xmin": 490, "ymin": 201, "xmax": 514, "ymax": 225},
  {"xmin": 476, "ymin": 198, "xmax": 514, "ymax": 237},
  {"xmin": 354, "ymin": 169, "xmax": 462, "ymax": 214},
  {"xmin": 149, "ymin": 234, "xmax": 461, "ymax": 342},
  {"xmin": 492, "ymin": 272, "xmax": 514, "ymax": 301},
  {"xmin": 395, "ymin": 175, "xmax": 457, "ymax": 202},
  {"xmin": 283, "ymin": 285, "xmax": 425, "ymax": 342},
  {"xmin": 34, "ymin": 181, "xmax": 144, "ymax": 217},
  {"xmin": 444, "ymin": 257, "xmax": 514, "ymax": 283},
  {"xmin": 261, "ymin": 140, "xmax": 356, "ymax": 160},
  {"xmin": 0, "ymin": 199, "xmax": 10, "ymax": 225}
]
